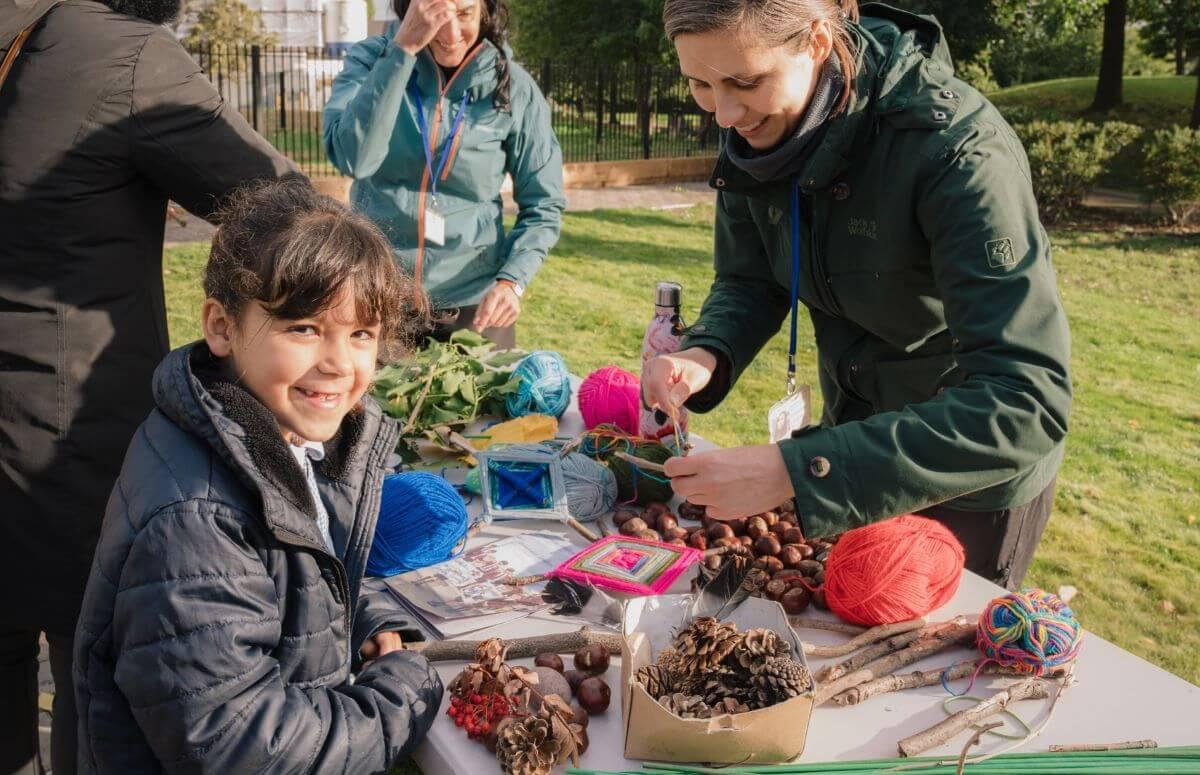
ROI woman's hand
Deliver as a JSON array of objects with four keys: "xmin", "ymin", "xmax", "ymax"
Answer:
[
  {"xmin": 394, "ymin": 0, "xmax": 458, "ymax": 56},
  {"xmin": 641, "ymin": 347, "xmax": 717, "ymax": 416},
  {"xmin": 474, "ymin": 281, "xmax": 521, "ymax": 331},
  {"xmin": 665, "ymin": 444, "xmax": 795, "ymax": 520},
  {"xmin": 360, "ymin": 631, "xmax": 404, "ymax": 664}
]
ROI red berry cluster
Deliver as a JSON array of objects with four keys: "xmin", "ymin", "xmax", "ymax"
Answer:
[{"xmin": 446, "ymin": 693, "xmax": 520, "ymax": 741}]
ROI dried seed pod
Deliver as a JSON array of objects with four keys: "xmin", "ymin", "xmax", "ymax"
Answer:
[
  {"xmin": 745, "ymin": 516, "xmax": 769, "ymax": 540},
  {"xmin": 687, "ymin": 531, "xmax": 708, "ymax": 551},
  {"xmin": 534, "ymin": 653, "xmax": 564, "ymax": 673},
  {"xmin": 577, "ymin": 677, "xmax": 611, "ymax": 713},
  {"xmin": 619, "ymin": 517, "xmax": 648, "ymax": 536},
  {"xmin": 782, "ymin": 527, "xmax": 805, "ymax": 545},
  {"xmin": 761, "ymin": 510, "xmax": 780, "ymax": 527},
  {"xmin": 574, "ymin": 644, "xmax": 611, "ymax": 675},
  {"xmin": 754, "ymin": 535, "xmax": 782, "ymax": 557},
  {"xmin": 707, "ymin": 523, "xmax": 735, "ymax": 541},
  {"xmin": 658, "ymin": 514, "xmax": 679, "ymax": 533},
  {"xmin": 779, "ymin": 544, "xmax": 804, "ymax": 568},
  {"xmin": 781, "ymin": 586, "xmax": 811, "ymax": 614}
]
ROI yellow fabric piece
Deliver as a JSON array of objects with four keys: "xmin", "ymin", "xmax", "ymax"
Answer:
[{"xmin": 471, "ymin": 414, "xmax": 559, "ymax": 450}]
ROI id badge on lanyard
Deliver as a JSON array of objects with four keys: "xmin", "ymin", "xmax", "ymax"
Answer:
[
  {"xmin": 413, "ymin": 87, "xmax": 470, "ymax": 247},
  {"xmin": 767, "ymin": 180, "xmax": 813, "ymax": 444}
]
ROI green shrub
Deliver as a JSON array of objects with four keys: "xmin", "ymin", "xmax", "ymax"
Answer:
[
  {"xmin": 1011, "ymin": 120, "xmax": 1143, "ymax": 222},
  {"xmin": 1141, "ymin": 127, "xmax": 1200, "ymax": 224}
]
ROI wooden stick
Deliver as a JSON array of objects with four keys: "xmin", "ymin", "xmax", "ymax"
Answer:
[
  {"xmin": 613, "ymin": 450, "xmax": 668, "ymax": 473},
  {"xmin": 813, "ymin": 619, "xmax": 976, "ymax": 705},
  {"xmin": 815, "ymin": 629, "xmax": 924, "ymax": 679},
  {"xmin": 565, "ymin": 517, "xmax": 600, "ymax": 542},
  {"xmin": 832, "ymin": 659, "xmax": 1049, "ymax": 706},
  {"xmin": 788, "ymin": 617, "xmax": 866, "ymax": 636},
  {"xmin": 806, "ymin": 618, "xmax": 926, "ymax": 661},
  {"xmin": 1048, "ymin": 740, "xmax": 1158, "ymax": 752},
  {"xmin": 956, "ymin": 723, "xmax": 1003, "ymax": 775},
  {"xmin": 410, "ymin": 627, "xmax": 624, "ymax": 662},
  {"xmin": 503, "ymin": 573, "xmax": 547, "ymax": 586},
  {"xmin": 896, "ymin": 677, "xmax": 1050, "ymax": 758}
]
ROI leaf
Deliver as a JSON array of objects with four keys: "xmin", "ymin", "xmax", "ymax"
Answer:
[
  {"xmin": 441, "ymin": 370, "xmax": 465, "ymax": 396},
  {"xmin": 459, "ymin": 379, "xmax": 477, "ymax": 403}
]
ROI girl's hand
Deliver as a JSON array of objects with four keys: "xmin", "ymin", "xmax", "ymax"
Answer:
[
  {"xmin": 474, "ymin": 282, "xmax": 521, "ymax": 331},
  {"xmin": 360, "ymin": 631, "xmax": 404, "ymax": 664},
  {"xmin": 641, "ymin": 347, "xmax": 716, "ymax": 416},
  {"xmin": 394, "ymin": 0, "xmax": 458, "ymax": 55},
  {"xmin": 665, "ymin": 444, "xmax": 795, "ymax": 520}
]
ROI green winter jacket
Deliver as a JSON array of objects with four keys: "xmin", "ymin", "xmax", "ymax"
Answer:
[
  {"xmin": 682, "ymin": 4, "xmax": 1072, "ymax": 537},
  {"xmin": 324, "ymin": 33, "xmax": 565, "ymax": 309}
]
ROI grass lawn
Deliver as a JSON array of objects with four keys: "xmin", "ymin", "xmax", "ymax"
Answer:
[
  {"xmin": 989, "ymin": 75, "xmax": 1197, "ymax": 129},
  {"xmin": 163, "ymin": 205, "xmax": 1200, "ymax": 688}
]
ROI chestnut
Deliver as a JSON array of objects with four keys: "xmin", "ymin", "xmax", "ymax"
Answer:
[
  {"xmin": 707, "ymin": 523, "xmax": 735, "ymax": 541},
  {"xmin": 771, "ymin": 522, "xmax": 791, "ymax": 538},
  {"xmin": 782, "ymin": 527, "xmax": 805, "ymax": 545},
  {"xmin": 571, "ymin": 703, "xmax": 590, "ymax": 729},
  {"xmin": 739, "ymin": 535, "xmax": 754, "ymax": 548},
  {"xmin": 778, "ymin": 511, "xmax": 799, "ymax": 526},
  {"xmin": 728, "ymin": 518, "xmax": 748, "ymax": 537},
  {"xmin": 612, "ymin": 507, "xmax": 641, "ymax": 527},
  {"xmin": 795, "ymin": 543, "xmax": 815, "ymax": 560},
  {"xmin": 773, "ymin": 568, "xmax": 804, "ymax": 582},
  {"xmin": 678, "ymin": 501, "xmax": 706, "ymax": 522},
  {"xmin": 564, "ymin": 669, "xmax": 588, "ymax": 695},
  {"xmin": 781, "ymin": 586, "xmax": 811, "ymax": 614},
  {"xmin": 761, "ymin": 510, "xmax": 780, "ymax": 527},
  {"xmin": 779, "ymin": 544, "xmax": 805, "ymax": 569},
  {"xmin": 754, "ymin": 535, "xmax": 782, "ymax": 557},
  {"xmin": 658, "ymin": 514, "xmax": 679, "ymax": 533},
  {"xmin": 764, "ymin": 579, "xmax": 788, "ymax": 601},
  {"xmin": 619, "ymin": 517, "xmax": 648, "ymax": 536},
  {"xmin": 574, "ymin": 644, "xmax": 611, "ymax": 674},
  {"xmin": 712, "ymin": 536, "xmax": 739, "ymax": 549},
  {"xmin": 576, "ymin": 677, "xmax": 611, "ymax": 714},
  {"xmin": 663, "ymin": 526, "xmax": 689, "ymax": 542},
  {"xmin": 687, "ymin": 531, "xmax": 708, "ymax": 551},
  {"xmin": 745, "ymin": 516, "xmax": 769, "ymax": 540},
  {"xmin": 760, "ymin": 556, "xmax": 785, "ymax": 574},
  {"xmin": 704, "ymin": 554, "xmax": 725, "ymax": 572},
  {"xmin": 797, "ymin": 559, "xmax": 823, "ymax": 577},
  {"xmin": 667, "ymin": 538, "xmax": 688, "ymax": 547},
  {"xmin": 644, "ymin": 501, "xmax": 670, "ymax": 521},
  {"xmin": 812, "ymin": 587, "xmax": 829, "ymax": 610},
  {"xmin": 534, "ymin": 653, "xmax": 564, "ymax": 673},
  {"xmin": 635, "ymin": 529, "xmax": 662, "ymax": 542}
]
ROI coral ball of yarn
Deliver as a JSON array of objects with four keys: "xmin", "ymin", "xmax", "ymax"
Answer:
[
  {"xmin": 578, "ymin": 366, "xmax": 641, "ymax": 435},
  {"xmin": 506, "ymin": 351, "xmax": 572, "ymax": 419},
  {"xmin": 367, "ymin": 473, "xmax": 468, "ymax": 577},
  {"xmin": 824, "ymin": 515, "xmax": 965, "ymax": 626},
  {"xmin": 977, "ymin": 589, "xmax": 1083, "ymax": 675}
]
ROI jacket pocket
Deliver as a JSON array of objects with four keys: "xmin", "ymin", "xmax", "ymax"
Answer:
[
  {"xmin": 0, "ymin": 300, "xmax": 66, "ymax": 440},
  {"xmin": 868, "ymin": 352, "xmax": 961, "ymax": 414}
]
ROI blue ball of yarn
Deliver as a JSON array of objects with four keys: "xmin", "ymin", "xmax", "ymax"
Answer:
[
  {"xmin": 367, "ymin": 472, "xmax": 469, "ymax": 577},
  {"xmin": 506, "ymin": 351, "xmax": 572, "ymax": 419}
]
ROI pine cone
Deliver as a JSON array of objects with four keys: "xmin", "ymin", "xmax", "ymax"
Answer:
[
  {"xmin": 635, "ymin": 664, "xmax": 676, "ymax": 699},
  {"xmin": 752, "ymin": 656, "xmax": 812, "ymax": 705},
  {"xmin": 657, "ymin": 692, "xmax": 712, "ymax": 719},
  {"xmin": 731, "ymin": 627, "xmax": 793, "ymax": 670},
  {"xmin": 673, "ymin": 617, "xmax": 744, "ymax": 674},
  {"xmin": 700, "ymin": 672, "xmax": 759, "ymax": 709},
  {"xmin": 710, "ymin": 696, "xmax": 752, "ymax": 715},
  {"xmin": 495, "ymin": 716, "xmax": 560, "ymax": 775}
]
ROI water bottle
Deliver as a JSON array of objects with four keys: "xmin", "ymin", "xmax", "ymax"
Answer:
[{"xmin": 639, "ymin": 281, "xmax": 688, "ymax": 441}]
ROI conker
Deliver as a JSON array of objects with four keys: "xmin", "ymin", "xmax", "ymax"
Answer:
[
  {"xmin": 773, "ymin": 569, "xmax": 804, "ymax": 582},
  {"xmin": 707, "ymin": 523, "xmax": 734, "ymax": 541},
  {"xmin": 779, "ymin": 545, "xmax": 804, "ymax": 568},
  {"xmin": 754, "ymin": 535, "xmax": 782, "ymax": 557},
  {"xmin": 816, "ymin": 551, "xmax": 831, "ymax": 563},
  {"xmin": 663, "ymin": 526, "xmax": 689, "ymax": 542},
  {"xmin": 704, "ymin": 554, "xmax": 724, "ymax": 572},
  {"xmin": 658, "ymin": 514, "xmax": 679, "ymax": 533},
  {"xmin": 797, "ymin": 559, "xmax": 823, "ymax": 577},
  {"xmin": 781, "ymin": 586, "xmax": 811, "ymax": 614},
  {"xmin": 613, "ymin": 507, "xmax": 641, "ymax": 527},
  {"xmin": 534, "ymin": 653, "xmax": 564, "ymax": 673},
  {"xmin": 765, "ymin": 579, "xmax": 788, "ymax": 601},
  {"xmin": 812, "ymin": 587, "xmax": 829, "ymax": 610},
  {"xmin": 635, "ymin": 529, "xmax": 662, "ymax": 542},
  {"xmin": 762, "ymin": 510, "xmax": 780, "ymax": 527},
  {"xmin": 782, "ymin": 527, "xmax": 805, "ymax": 545},
  {"xmin": 687, "ymin": 531, "xmax": 708, "ymax": 551},
  {"xmin": 778, "ymin": 511, "xmax": 799, "ymax": 526},
  {"xmin": 667, "ymin": 539, "xmax": 688, "ymax": 547},
  {"xmin": 571, "ymin": 703, "xmax": 590, "ymax": 729},
  {"xmin": 574, "ymin": 644, "xmax": 611, "ymax": 674},
  {"xmin": 738, "ymin": 535, "xmax": 754, "ymax": 548},
  {"xmin": 576, "ymin": 677, "xmax": 611, "ymax": 714},
  {"xmin": 678, "ymin": 501, "xmax": 706, "ymax": 522},
  {"xmin": 794, "ymin": 543, "xmax": 815, "ymax": 560},
  {"xmin": 815, "ymin": 570, "xmax": 826, "ymax": 585},
  {"xmin": 760, "ymin": 556, "xmax": 784, "ymax": 574},
  {"xmin": 712, "ymin": 536, "xmax": 739, "ymax": 550},
  {"xmin": 728, "ymin": 518, "xmax": 748, "ymax": 536},
  {"xmin": 771, "ymin": 522, "xmax": 791, "ymax": 538},
  {"xmin": 564, "ymin": 669, "xmax": 588, "ymax": 695},
  {"xmin": 644, "ymin": 501, "xmax": 669, "ymax": 521},
  {"xmin": 619, "ymin": 517, "xmax": 648, "ymax": 536},
  {"xmin": 745, "ymin": 516, "xmax": 769, "ymax": 540}
]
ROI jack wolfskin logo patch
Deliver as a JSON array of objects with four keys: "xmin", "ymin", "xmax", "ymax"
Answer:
[
  {"xmin": 986, "ymin": 238, "xmax": 1017, "ymax": 268},
  {"xmin": 768, "ymin": 205, "xmax": 783, "ymax": 225},
  {"xmin": 848, "ymin": 217, "xmax": 878, "ymax": 240}
]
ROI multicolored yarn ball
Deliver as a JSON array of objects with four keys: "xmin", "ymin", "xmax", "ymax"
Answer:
[
  {"xmin": 578, "ymin": 366, "xmax": 641, "ymax": 435},
  {"xmin": 506, "ymin": 351, "xmax": 572, "ymax": 419},
  {"xmin": 366, "ymin": 472, "xmax": 468, "ymax": 577},
  {"xmin": 824, "ymin": 515, "xmax": 966, "ymax": 626},
  {"xmin": 606, "ymin": 442, "xmax": 674, "ymax": 506},
  {"xmin": 976, "ymin": 588, "xmax": 1083, "ymax": 675}
]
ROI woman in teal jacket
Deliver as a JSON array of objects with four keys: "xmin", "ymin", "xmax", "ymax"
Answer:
[{"xmin": 324, "ymin": 0, "xmax": 565, "ymax": 347}]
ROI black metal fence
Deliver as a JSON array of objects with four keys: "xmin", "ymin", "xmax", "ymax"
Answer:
[{"xmin": 185, "ymin": 43, "xmax": 718, "ymax": 176}]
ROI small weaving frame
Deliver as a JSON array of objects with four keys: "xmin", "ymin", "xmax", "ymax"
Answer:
[
  {"xmin": 477, "ymin": 447, "xmax": 571, "ymax": 523},
  {"xmin": 549, "ymin": 536, "xmax": 702, "ymax": 596}
]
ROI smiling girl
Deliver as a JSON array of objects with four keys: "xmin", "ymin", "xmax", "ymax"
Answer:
[
  {"xmin": 645, "ymin": 0, "xmax": 1072, "ymax": 589},
  {"xmin": 73, "ymin": 180, "xmax": 442, "ymax": 773}
]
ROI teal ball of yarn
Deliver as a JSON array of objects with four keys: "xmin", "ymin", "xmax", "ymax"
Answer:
[
  {"xmin": 506, "ymin": 351, "xmax": 572, "ymax": 419},
  {"xmin": 367, "ymin": 472, "xmax": 468, "ymax": 577}
]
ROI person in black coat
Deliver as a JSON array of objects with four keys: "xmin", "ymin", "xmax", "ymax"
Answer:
[
  {"xmin": 74, "ymin": 180, "xmax": 442, "ymax": 774},
  {"xmin": 0, "ymin": 0, "xmax": 296, "ymax": 771}
]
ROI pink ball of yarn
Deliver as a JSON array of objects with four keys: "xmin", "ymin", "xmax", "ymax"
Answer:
[
  {"xmin": 578, "ymin": 366, "xmax": 641, "ymax": 435},
  {"xmin": 825, "ymin": 515, "xmax": 965, "ymax": 626}
]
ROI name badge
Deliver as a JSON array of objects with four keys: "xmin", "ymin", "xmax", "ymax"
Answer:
[
  {"xmin": 425, "ymin": 199, "xmax": 446, "ymax": 246},
  {"xmin": 767, "ymin": 385, "xmax": 811, "ymax": 444}
]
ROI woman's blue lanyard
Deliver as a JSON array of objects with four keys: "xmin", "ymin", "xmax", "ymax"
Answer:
[
  {"xmin": 787, "ymin": 178, "xmax": 802, "ymax": 396},
  {"xmin": 411, "ymin": 86, "xmax": 471, "ymax": 204}
]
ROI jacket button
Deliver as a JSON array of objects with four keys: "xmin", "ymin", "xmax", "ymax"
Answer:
[
  {"xmin": 941, "ymin": 89, "xmax": 956, "ymax": 99},
  {"xmin": 831, "ymin": 182, "xmax": 851, "ymax": 201},
  {"xmin": 715, "ymin": 177, "xmax": 726, "ymax": 188},
  {"xmin": 933, "ymin": 110, "xmax": 948, "ymax": 121},
  {"xmin": 692, "ymin": 324, "xmax": 707, "ymax": 334},
  {"xmin": 849, "ymin": 363, "xmax": 858, "ymax": 373},
  {"xmin": 809, "ymin": 456, "xmax": 832, "ymax": 478}
]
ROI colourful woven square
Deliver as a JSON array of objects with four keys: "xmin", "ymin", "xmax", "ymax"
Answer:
[{"xmin": 548, "ymin": 536, "xmax": 702, "ymax": 596}]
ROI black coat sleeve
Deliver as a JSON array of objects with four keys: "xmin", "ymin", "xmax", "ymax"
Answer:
[
  {"xmin": 111, "ymin": 500, "xmax": 442, "ymax": 774},
  {"xmin": 129, "ymin": 30, "xmax": 299, "ymax": 220}
]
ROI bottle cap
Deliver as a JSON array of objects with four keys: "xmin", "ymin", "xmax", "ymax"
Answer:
[{"xmin": 655, "ymin": 281, "xmax": 682, "ymax": 308}]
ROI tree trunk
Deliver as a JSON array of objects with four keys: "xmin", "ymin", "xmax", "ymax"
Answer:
[
  {"xmin": 1191, "ymin": 70, "xmax": 1200, "ymax": 129},
  {"xmin": 1176, "ymin": 34, "xmax": 1186, "ymax": 76},
  {"xmin": 1091, "ymin": 0, "xmax": 1128, "ymax": 112}
]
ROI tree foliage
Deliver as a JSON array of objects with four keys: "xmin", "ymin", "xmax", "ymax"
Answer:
[
  {"xmin": 183, "ymin": 0, "xmax": 278, "ymax": 49},
  {"xmin": 1133, "ymin": 0, "xmax": 1200, "ymax": 75},
  {"xmin": 510, "ymin": 0, "xmax": 670, "ymax": 64}
]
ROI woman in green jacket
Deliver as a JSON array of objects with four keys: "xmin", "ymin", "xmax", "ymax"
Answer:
[
  {"xmin": 645, "ymin": 0, "xmax": 1072, "ymax": 589},
  {"xmin": 324, "ymin": 0, "xmax": 565, "ymax": 347}
]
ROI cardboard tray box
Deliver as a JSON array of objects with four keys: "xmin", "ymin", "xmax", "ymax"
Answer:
[{"xmin": 620, "ymin": 594, "xmax": 815, "ymax": 764}]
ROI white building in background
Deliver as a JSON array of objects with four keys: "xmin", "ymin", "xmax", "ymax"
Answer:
[{"xmin": 182, "ymin": 0, "xmax": 378, "ymax": 52}]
